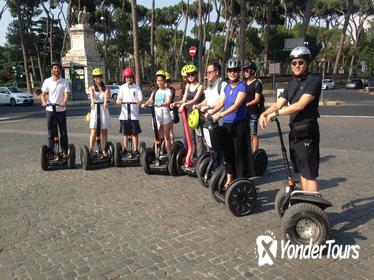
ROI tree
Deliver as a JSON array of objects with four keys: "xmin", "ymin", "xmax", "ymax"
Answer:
[
  {"xmin": 333, "ymin": 0, "xmax": 354, "ymax": 76},
  {"xmin": 131, "ymin": 0, "xmax": 141, "ymax": 85}
]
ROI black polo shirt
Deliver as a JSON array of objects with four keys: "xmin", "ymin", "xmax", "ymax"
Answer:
[{"xmin": 279, "ymin": 73, "xmax": 321, "ymax": 124}]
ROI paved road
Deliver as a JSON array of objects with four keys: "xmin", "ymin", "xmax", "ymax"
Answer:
[{"xmin": 0, "ymin": 91, "xmax": 373, "ymax": 279}]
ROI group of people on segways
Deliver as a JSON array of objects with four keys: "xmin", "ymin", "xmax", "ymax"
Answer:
[{"xmin": 39, "ymin": 46, "xmax": 331, "ymax": 246}]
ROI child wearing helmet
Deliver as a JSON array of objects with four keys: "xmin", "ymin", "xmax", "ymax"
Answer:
[
  {"xmin": 208, "ymin": 58, "xmax": 255, "ymax": 187},
  {"xmin": 116, "ymin": 67, "xmax": 143, "ymax": 158},
  {"xmin": 171, "ymin": 64, "xmax": 205, "ymax": 158},
  {"xmin": 142, "ymin": 70, "xmax": 173, "ymax": 153},
  {"xmin": 88, "ymin": 68, "xmax": 111, "ymax": 154},
  {"xmin": 164, "ymin": 72, "xmax": 178, "ymax": 144},
  {"xmin": 260, "ymin": 46, "xmax": 322, "ymax": 193}
]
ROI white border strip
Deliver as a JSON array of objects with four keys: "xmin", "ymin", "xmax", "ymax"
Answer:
[{"xmin": 322, "ymin": 115, "xmax": 374, "ymax": 119}]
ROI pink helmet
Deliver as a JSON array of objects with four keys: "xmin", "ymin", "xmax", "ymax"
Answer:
[{"xmin": 123, "ymin": 67, "xmax": 134, "ymax": 78}]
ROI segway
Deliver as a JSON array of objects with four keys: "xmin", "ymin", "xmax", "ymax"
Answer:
[
  {"xmin": 272, "ymin": 116, "xmax": 332, "ymax": 245},
  {"xmin": 114, "ymin": 102, "xmax": 146, "ymax": 167},
  {"xmin": 80, "ymin": 101, "xmax": 114, "ymax": 170},
  {"xmin": 40, "ymin": 104, "xmax": 76, "ymax": 171},
  {"xmin": 141, "ymin": 105, "xmax": 183, "ymax": 175},
  {"xmin": 169, "ymin": 107, "xmax": 211, "ymax": 177}
]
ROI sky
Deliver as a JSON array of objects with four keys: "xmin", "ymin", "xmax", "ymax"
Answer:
[{"xmin": 0, "ymin": 0, "xmax": 182, "ymax": 46}]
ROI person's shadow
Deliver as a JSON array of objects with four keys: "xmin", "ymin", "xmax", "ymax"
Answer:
[{"xmin": 328, "ymin": 196, "xmax": 374, "ymax": 245}]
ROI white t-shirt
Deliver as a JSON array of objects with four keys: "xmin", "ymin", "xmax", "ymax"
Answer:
[
  {"xmin": 204, "ymin": 79, "xmax": 227, "ymax": 108},
  {"xmin": 154, "ymin": 88, "xmax": 172, "ymax": 125},
  {"xmin": 117, "ymin": 83, "xmax": 143, "ymax": 120},
  {"xmin": 41, "ymin": 77, "xmax": 71, "ymax": 112}
]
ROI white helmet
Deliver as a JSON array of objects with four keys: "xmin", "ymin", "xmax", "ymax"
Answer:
[{"xmin": 289, "ymin": 46, "xmax": 311, "ymax": 62}]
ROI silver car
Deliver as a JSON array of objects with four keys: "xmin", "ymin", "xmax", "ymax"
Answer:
[
  {"xmin": 108, "ymin": 85, "xmax": 120, "ymax": 100},
  {"xmin": 0, "ymin": 86, "xmax": 34, "ymax": 106},
  {"xmin": 322, "ymin": 79, "xmax": 335, "ymax": 90}
]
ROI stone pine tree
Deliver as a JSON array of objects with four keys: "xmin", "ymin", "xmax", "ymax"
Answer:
[{"xmin": 131, "ymin": 0, "xmax": 141, "ymax": 85}]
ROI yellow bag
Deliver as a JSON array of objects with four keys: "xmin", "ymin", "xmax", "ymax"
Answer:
[{"xmin": 85, "ymin": 112, "xmax": 91, "ymax": 122}]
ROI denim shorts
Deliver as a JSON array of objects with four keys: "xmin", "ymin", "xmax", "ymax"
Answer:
[{"xmin": 248, "ymin": 114, "xmax": 258, "ymax": 134}]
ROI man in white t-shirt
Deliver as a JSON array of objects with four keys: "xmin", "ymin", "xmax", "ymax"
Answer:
[
  {"xmin": 116, "ymin": 67, "xmax": 143, "ymax": 158},
  {"xmin": 194, "ymin": 62, "xmax": 226, "ymax": 120},
  {"xmin": 40, "ymin": 61, "xmax": 71, "ymax": 156}
]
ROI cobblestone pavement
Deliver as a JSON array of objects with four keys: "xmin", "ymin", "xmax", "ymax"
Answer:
[{"xmin": 0, "ymin": 110, "xmax": 373, "ymax": 280}]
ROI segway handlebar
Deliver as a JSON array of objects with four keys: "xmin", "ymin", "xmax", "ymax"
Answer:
[
  {"xmin": 121, "ymin": 102, "xmax": 138, "ymax": 105},
  {"xmin": 44, "ymin": 103, "xmax": 62, "ymax": 107},
  {"xmin": 94, "ymin": 101, "xmax": 105, "ymax": 105}
]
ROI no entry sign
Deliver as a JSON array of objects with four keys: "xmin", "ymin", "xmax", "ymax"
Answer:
[{"xmin": 189, "ymin": 46, "xmax": 197, "ymax": 57}]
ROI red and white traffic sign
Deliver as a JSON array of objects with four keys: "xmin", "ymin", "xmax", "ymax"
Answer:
[{"xmin": 189, "ymin": 46, "xmax": 197, "ymax": 57}]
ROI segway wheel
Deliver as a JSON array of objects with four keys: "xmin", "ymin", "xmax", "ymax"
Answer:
[
  {"xmin": 253, "ymin": 149, "xmax": 268, "ymax": 176},
  {"xmin": 139, "ymin": 142, "xmax": 146, "ymax": 155},
  {"xmin": 106, "ymin": 142, "xmax": 115, "ymax": 166},
  {"xmin": 282, "ymin": 203, "xmax": 331, "ymax": 246},
  {"xmin": 208, "ymin": 164, "xmax": 226, "ymax": 203},
  {"xmin": 196, "ymin": 155, "xmax": 212, "ymax": 187},
  {"xmin": 41, "ymin": 145, "xmax": 49, "ymax": 171},
  {"xmin": 142, "ymin": 147, "xmax": 155, "ymax": 175},
  {"xmin": 225, "ymin": 179, "xmax": 257, "ymax": 216},
  {"xmin": 175, "ymin": 147, "xmax": 187, "ymax": 176},
  {"xmin": 168, "ymin": 145, "xmax": 182, "ymax": 176},
  {"xmin": 274, "ymin": 187, "xmax": 286, "ymax": 217},
  {"xmin": 114, "ymin": 142, "xmax": 122, "ymax": 167},
  {"xmin": 67, "ymin": 144, "xmax": 76, "ymax": 169},
  {"xmin": 195, "ymin": 151, "xmax": 211, "ymax": 173},
  {"xmin": 80, "ymin": 145, "xmax": 91, "ymax": 170},
  {"xmin": 171, "ymin": 140, "xmax": 183, "ymax": 151}
]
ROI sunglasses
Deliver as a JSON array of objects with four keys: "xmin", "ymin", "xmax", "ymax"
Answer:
[
  {"xmin": 187, "ymin": 73, "xmax": 196, "ymax": 77},
  {"xmin": 93, "ymin": 75, "xmax": 103, "ymax": 78},
  {"xmin": 291, "ymin": 60, "xmax": 305, "ymax": 67},
  {"xmin": 227, "ymin": 69, "xmax": 240, "ymax": 73}
]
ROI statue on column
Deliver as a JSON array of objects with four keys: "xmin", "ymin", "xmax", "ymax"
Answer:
[{"xmin": 78, "ymin": 7, "xmax": 90, "ymax": 24}]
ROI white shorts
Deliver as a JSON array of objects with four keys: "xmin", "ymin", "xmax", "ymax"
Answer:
[
  {"xmin": 155, "ymin": 107, "xmax": 172, "ymax": 127},
  {"xmin": 89, "ymin": 105, "xmax": 111, "ymax": 129}
]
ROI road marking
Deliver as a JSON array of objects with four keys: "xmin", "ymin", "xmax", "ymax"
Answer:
[{"xmin": 322, "ymin": 115, "xmax": 374, "ymax": 119}]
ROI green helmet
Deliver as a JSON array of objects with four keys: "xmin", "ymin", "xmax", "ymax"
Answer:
[
  {"xmin": 184, "ymin": 64, "xmax": 198, "ymax": 74},
  {"xmin": 181, "ymin": 65, "xmax": 188, "ymax": 77},
  {"xmin": 155, "ymin": 69, "xmax": 166, "ymax": 78},
  {"xmin": 92, "ymin": 68, "xmax": 104, "ymax": 76},
  {"xmin": 165, "ymin": 72, "xmax": 171, "ymax": 81}
]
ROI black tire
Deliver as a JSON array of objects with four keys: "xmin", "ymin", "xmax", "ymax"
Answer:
[
  {"xmin": 10, "ymin": 98, "xmax": 16, "ymax": 106},
  {"xmin": 114, "ymin": 142, "xmax": 122, "ymax": 167},
  {"xmin": 139, "ymin": 142, "xmax": 146, "ymax": 154},
  {"xmin": 67, "ymin": 144, "xmax": 76, "ymax": 169},
  {"xmin": 282, "ymin": 203, "xmax": 331, "ymax": 246},
  {"xmin": 106, "ymin": 142, "xmax": 115, "ymax": 166},
  {"xmin": 225, "ymin": 179, "xmax": 257, "ymax": 216},
  {"xmin": 175, "ymin": 147, "xmax": 187, "ymax": 176},
  {"xmin": 80, "ymin": 145, "xmax": 91, "ymax": 170},
  {"xmin": 171, "ymin": 140, "xmax": 183, "ymax": 152},
  {"xmin": 142, "ymin": 147, "xmax": 155, "ymax": 175},
  {"xmin": 195, "ymin": 151, "xmax": 211, "ymax": 173},
  {"xmin": 168, "ymin": 146, "xmax": 181, "ymax": 176},
  {"xmin": 253, "ymin": 149, "xmax": 268, "ymax": 176},
  {"xmin": 196, "ymin": 155, "xmax": 212, "ymax": 187},
  {"xmin": 41, "ymin": 145, "xmax": 49, "ymax": 171},
  {"xmin": 208, "ymin": 164, "xmax": 226, "ymax": 203},
  {"xmin": 112, "ymin": 93, "xmax": 118, "ymax": 100},
  {"xmin": 274, "ymin": 188, "xmax": 286, "ymax": 217}
]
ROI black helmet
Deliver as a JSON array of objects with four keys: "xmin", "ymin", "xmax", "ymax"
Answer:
[
  {"xmin": 289, "ymin": 46, "xmax": 311, "ymax": 63},
  {"xmin": 243, "ymin": 62, "xmax": 257, "ymax": 71},
  {"xmin": 51, "ymin": 60, "xmax": 62, "ymax": 68},
  {"xmin": 226, "ymin": 57, "xmax": 241, "ymax": 70}
]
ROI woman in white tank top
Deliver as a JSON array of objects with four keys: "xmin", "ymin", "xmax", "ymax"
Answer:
[{"xmin": 89, "ymin": 69, "xmax": 111, "ymax": 153}]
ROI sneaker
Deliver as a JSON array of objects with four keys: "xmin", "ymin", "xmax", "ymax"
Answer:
[
  {"xmin": 159, "ymin": 154, "xmax": 168, "ymax": 161},
  {"xmin": 126, "ymin": 151, "xmax": 133, "ymax": 159}
]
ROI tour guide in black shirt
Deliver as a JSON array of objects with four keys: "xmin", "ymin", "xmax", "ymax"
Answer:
[{"xmin": 259, "ymin": 46, "xmax": 322, "ymax": 193}]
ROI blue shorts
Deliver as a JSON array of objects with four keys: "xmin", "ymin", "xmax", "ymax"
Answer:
[{"xmin": 248, "ymin": 114, "xmax": 258, "ymax": 134}]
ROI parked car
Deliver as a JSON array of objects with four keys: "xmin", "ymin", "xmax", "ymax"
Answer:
[
  {"xmin": 367, "ymin": 77, "xmax": 374, "ymax": 91},
  {"xmin": 108, "ymin": 85, "xmax": 120, "ymax": 100},
  {"xmin": 345, "ymin": 79, "xmax": 364, "ymax": 89},
  {"xmin": 322, "ymin": 79, "xmax": 335, "ymax": 90},
  {"xmin": 0, "ymin": 86, "xmax": 34, "ymax": 106}
]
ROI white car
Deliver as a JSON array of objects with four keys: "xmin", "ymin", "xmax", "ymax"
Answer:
[
  {"xmin": 322, "ymin": 79, "xmax": 335, "ymax": 90},
  {"xmin": 0, "ymin": 86, "xmax": 34, "ymax": 106},
  {"xmin": 108, "ymin": 85, "xmax": 120, "ymax": 100}
]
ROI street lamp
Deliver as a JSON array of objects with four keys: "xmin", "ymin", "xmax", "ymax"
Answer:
[{"xmin": 321, "ymin": 58, "xmax": 327, "ymax": 101}]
